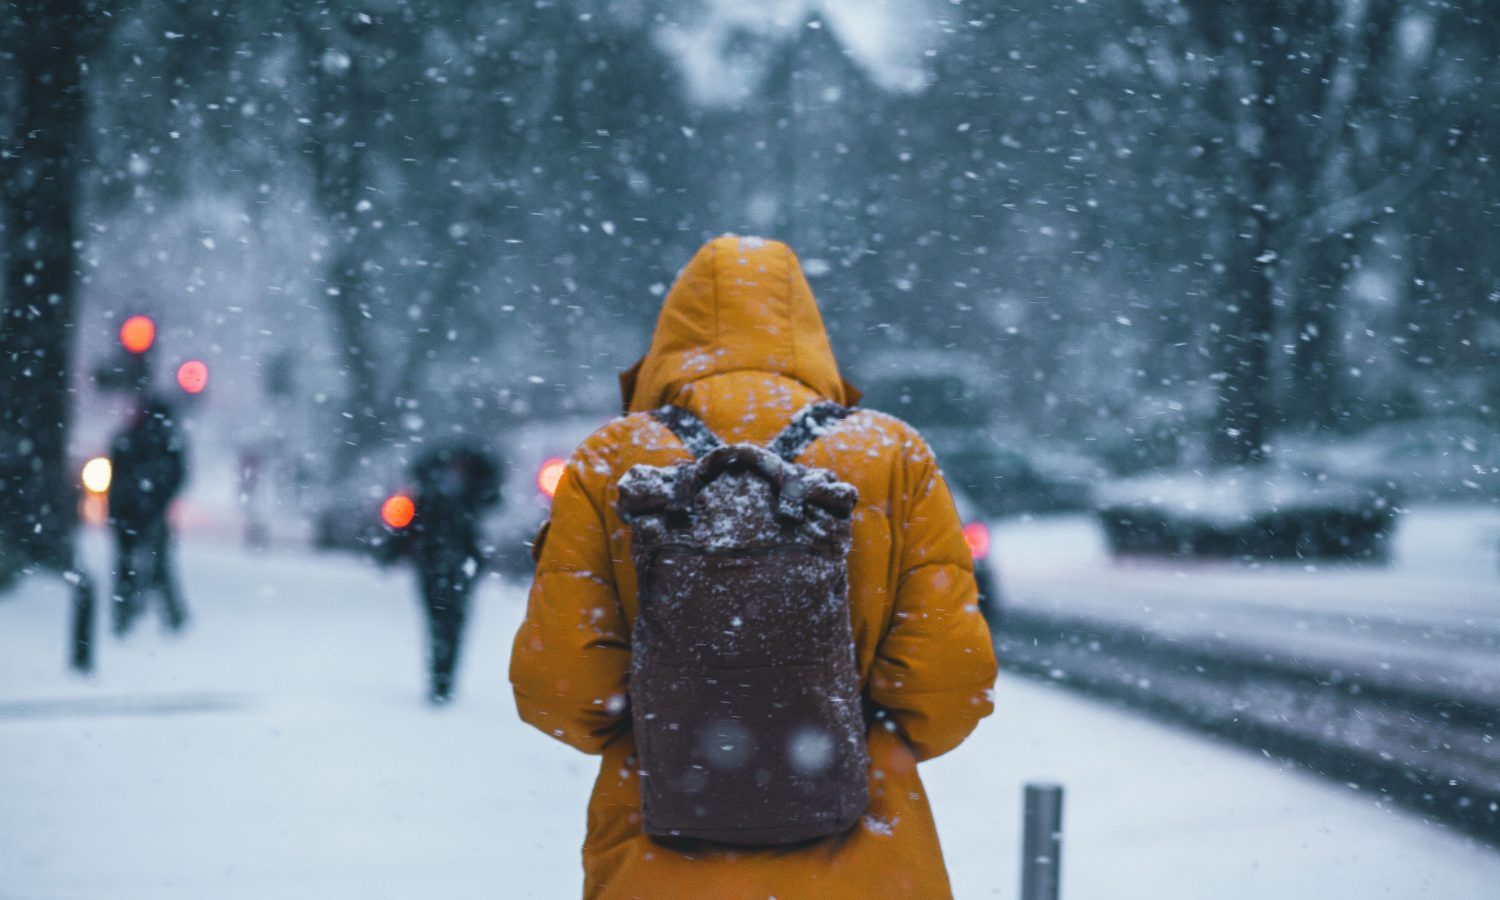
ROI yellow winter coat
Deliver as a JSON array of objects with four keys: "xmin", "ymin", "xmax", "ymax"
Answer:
[{"xmin": 511, "ymin": 235, "xmax": 997, "ymax": 899}]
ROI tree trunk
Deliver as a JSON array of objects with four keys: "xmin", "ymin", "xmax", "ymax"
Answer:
[
  {"xmin": 1287, "ymin": 237, "xmax": 1346, "ymax": 430},
  {"xmin": 326, "ymin": 252, "xmax": 382, "ymax": 454},
  {"xmin": 1210, "ymin": 203, "xmax": 1276, "ymax": 467},
  {"xmin": 1208, "ymin": 2, "xmax": 1280, "ymax": 468},
  {"xmin": 0, "ymin": 0, "xmax": 92, "ymax": 570},
  {"xmin": 304, "ymin": 22, "xmax": 385, "ymax": 462}
]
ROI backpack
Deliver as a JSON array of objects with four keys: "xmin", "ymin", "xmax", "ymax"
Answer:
[{"xmin": 616, "ymin": 401, "xmax": 870, "ymax": 845}]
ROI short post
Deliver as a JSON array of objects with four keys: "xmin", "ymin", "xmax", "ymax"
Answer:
[
  {"xmin": 1020, "ymin": 782, "xmax": 1064, "ymax": 900},
  {"xmin": 69, "ymin": 569, "xmax": 95, "ymax": 673}
]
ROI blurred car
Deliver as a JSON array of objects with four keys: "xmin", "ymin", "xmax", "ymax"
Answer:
[
  {"xmin": 487, "ymin": 415, "xmax": 610, "ymax": 576},
  {"xmin": 499, "ymin": 426, "xmax": 1004, "ymax": 625},
  {"xmin": 857, "ymin": 358, "xmax": 1095, "ymax": 516},
  {"xmin": 311, "ymin": 444, "xmax": 431, "ymax": 555},
  {"xmin": 946, "ymin": 482, "xmax": 1004, "ymax": 627},
  {"xmin": 1097, "ymin": 466, "xmax": 1400, "ymax": 563},
  {"xmin": 309, "ymin": 419, "xmax": 605, "ymax": 571},
  {"xmin": 489, "ymin": 415, "xmax": 1006, "ymax": 625},
  {"xmin": 309, "ymin": 413, "xmax": 1005, "ymax": 629}
]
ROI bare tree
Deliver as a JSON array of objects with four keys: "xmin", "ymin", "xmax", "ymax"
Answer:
[
  {"xmin": 1157, "ymin": 0, "xmax": 1489, "ymax": 460},
  {"xmin": 0, "ymin": 0, "xmax": 110, "ymax": 570}
]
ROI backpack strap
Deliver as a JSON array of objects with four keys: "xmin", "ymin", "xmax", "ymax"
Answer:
[
  {"xmin": 768, "ymin": 401, "xmax": 853, "ymax": 463},
  {"xmin": 650, "ymin": 405, "xmax": 724, "ymax": 459}
]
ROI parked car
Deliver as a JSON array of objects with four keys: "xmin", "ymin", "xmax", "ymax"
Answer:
[
  {"xmin": 489, "ymin": 415, "xmax": 1006, "ymax": 624},
  {"xmin": 857, "ymin": 359, "xmax": 1095, "ymax": 516},
  {"xmin": 946, "ymin": 482, "xmax": 1004, "ymax": 626},
  {"xmin": 309, "ymin": 419, "xmax": 605, "ymax": 573},
  {"xmin": 1097, "ymin": 467, "xmax": 1400, "ymax": 562},
  {"xmin": 309, "ymin": 413, "xmax": 1006, "ymax": 628},
  {"xmin": 311, "ymin": 443, "xmax": 437, "ymax": 555},
  {"xmin": 487, "ymin": 415, "xmax": 610, "ymax": 576}
]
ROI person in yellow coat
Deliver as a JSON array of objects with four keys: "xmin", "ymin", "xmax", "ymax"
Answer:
[{"xmin": 511, "ymin": 235, "xmax": 998, "ymax": 899}]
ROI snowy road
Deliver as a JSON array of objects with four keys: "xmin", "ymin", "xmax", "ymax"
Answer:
[{"xmin": 2, "ymin": 531, "xmax": 1499, "ymax": 899}]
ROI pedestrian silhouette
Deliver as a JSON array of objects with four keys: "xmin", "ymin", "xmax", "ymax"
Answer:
[
  {"xmin": 108, "ymin": 395, "xmax": 188, "ymax": 635},
  {"xmin": 383, "ymin": 445, "xmax": 501, "ymax": 704}
]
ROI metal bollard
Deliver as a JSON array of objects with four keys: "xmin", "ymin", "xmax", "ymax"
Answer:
[
  {"xmin": 69, "ymin": 569, "xmax": 95, "ymax": 673},
  {"xmin": 1020, "ymin": 783, "xmax": 1064, "ymax": 900}
]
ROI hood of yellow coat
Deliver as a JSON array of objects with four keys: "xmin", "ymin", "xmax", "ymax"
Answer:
[{"xmin": 621, "ymin": 235, "xmax": 859, "ymax": 413}]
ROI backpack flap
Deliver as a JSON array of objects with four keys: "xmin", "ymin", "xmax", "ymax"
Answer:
[
  {"xmin": 617, "ymin": 408, "xmax": 870, "ymax": 846},
  {"xmin": 618, "ymin": 462, "xmax": 692, "ymax": 519},
  {"xmin": 621, "ymin": 444, "xmax": 857, "ymax": 530}
]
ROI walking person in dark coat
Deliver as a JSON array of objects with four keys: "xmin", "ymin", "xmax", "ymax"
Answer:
[
  {"xmin": 383, "ymin": 445, "xmax": 501, "ymax": 704},
  {"xmin": 108, "ymin": 395, "xmax": 189, "ymax": 635}
]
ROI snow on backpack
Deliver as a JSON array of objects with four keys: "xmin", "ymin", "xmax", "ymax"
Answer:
[{"xmin": 616, "ymin": 401, "xmax": 870, "ymax": 845}]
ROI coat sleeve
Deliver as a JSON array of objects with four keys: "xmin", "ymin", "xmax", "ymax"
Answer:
[
  {"xmin": 867, "ymin": 447, "xmax": 998, "ymax": 761},
  {"xmin": 509, "ymin": 452, "xmax": 631, "ymax": 754}
]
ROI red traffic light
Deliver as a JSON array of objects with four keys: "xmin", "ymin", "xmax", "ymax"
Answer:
[
  {"xmin": 120, "ymin": 316, "xmax": 156, "ymax": 354},
  {"xmin": 381, "ymin": 494, "xmax": 416, "ymax": 529},
  {"xmin": 176, "ymin": 359, "xmax": 209, "ymax": 394}
]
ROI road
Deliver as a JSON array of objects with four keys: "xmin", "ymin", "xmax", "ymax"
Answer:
[{"xmin": 1, "ymin": 527, "xmax": 1498, "ymax": 898}]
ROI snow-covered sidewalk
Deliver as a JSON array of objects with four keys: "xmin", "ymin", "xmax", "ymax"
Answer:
[{"xmin": 1, "ymin": 532, "xmax": 1497, "ymax": 899}]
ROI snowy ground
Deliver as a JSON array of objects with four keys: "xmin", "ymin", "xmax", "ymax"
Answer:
[{"xmin": 2, "ymin": 523, "xmax": 1499, "ymax": 899}]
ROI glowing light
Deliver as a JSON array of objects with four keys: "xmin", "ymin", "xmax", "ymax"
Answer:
[
  {"xmin": 81, "ymin": 457, "xmax": 113, "ymax": 494},
  {"xmin": 119, "ymin": 316, "xmax": 156, "ymax": 354},
  {"xmin": 537, "ymin": 457, "xmax": 567, "ymax": 499},
  {"xmin": 176, "ymin": 359, "xmax": 209, "ymax": 394},
  {"xmin": 381, "ymin": 493, "xmax": 415, "ymax": 529},
  {"xmin": 962, "ymin": 521, "xmax": 991, "ymax": 561}
]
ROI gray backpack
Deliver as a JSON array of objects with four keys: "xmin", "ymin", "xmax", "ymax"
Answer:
[{"xmin": 616, "ymin": 402, "xmax": 870, "ymax": 845}]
